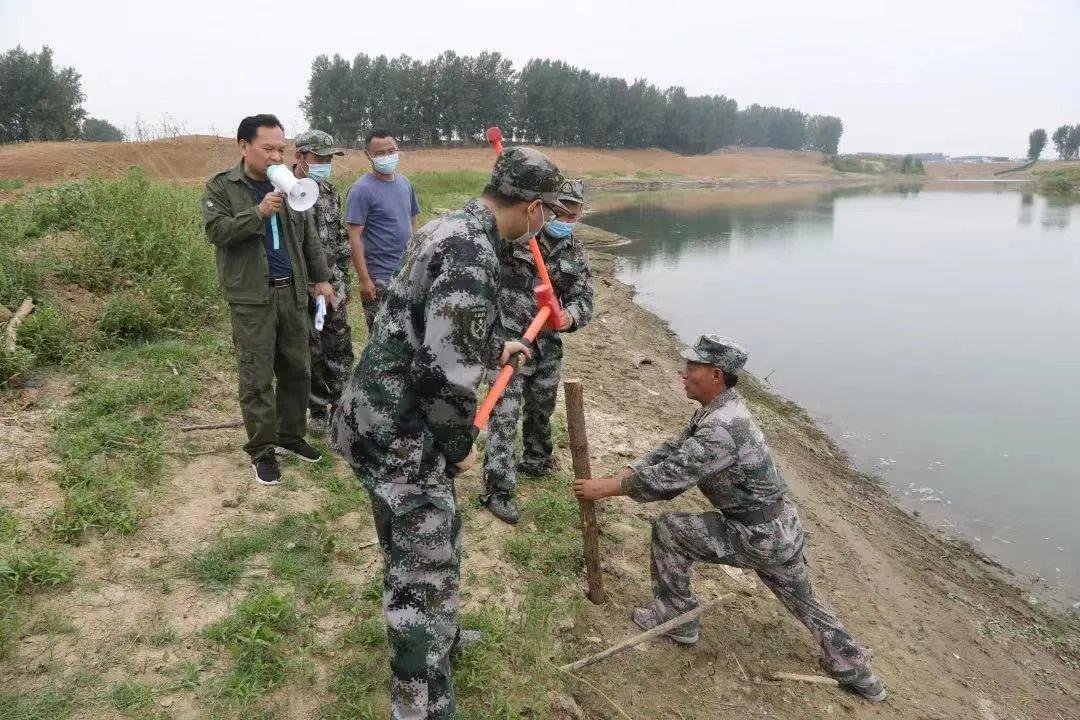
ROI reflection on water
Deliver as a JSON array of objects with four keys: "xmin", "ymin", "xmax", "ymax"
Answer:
[{"xmin": 588, "ymin": 187, "xmax": 1080, "ymax": 604}]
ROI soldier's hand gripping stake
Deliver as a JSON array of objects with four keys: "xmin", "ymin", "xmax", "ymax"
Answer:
[{"xmin": 473, "ymin": 127, "xmax": 565, "ymax": 430}]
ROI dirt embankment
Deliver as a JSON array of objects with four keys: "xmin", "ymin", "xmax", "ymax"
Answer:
[
  {"xmin": 3, "ymin": 223, "xmax": 1074, "ymax": 719},
  {"xmin": 555, "ymin": 240, "xmax": 1078, "ymax": 720},
  {"xmin": 0, "ymin": 136, "xmax": 843, "ymax": 189}
]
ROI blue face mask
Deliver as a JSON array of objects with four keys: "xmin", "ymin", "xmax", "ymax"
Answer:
[
  {"xmin": 307, "ymin": 163, "xmax": 332, "ymax": 182},
  {"xmin": 544, "ymin": 219, "xmax": 576, "ymax": 239},
  {"xmin": 371, "ymin": 153, "xmax": 399, "ymax": 175}
]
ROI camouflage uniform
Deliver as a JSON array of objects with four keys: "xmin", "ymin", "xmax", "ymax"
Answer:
[
  {"xmin": 330, "ymin": 147, "xmax": 565, "ymax": 720},
  {"xmin": 293, "ymin": 130, "xmax": 354, "ymax": 419},
  {"xmin": 624, "ymin": 335, "xmax": 880, "ymax": 688},
  {"xmin": 483, "ymin": 187, "xmax": 594, "ymax": 497}
]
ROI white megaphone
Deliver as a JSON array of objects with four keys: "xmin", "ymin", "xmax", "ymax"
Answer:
[{"xmin": 266, "ymin": 164, "xmax": 319, "ymax": 211}]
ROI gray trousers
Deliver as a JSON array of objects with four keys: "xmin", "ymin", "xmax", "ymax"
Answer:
[
  {"xmin": 650, "ymin": 506, "xmax": 872, "ymax": 678},
  {"xmin": 482, "ymin": 350, "xmax": 562, "ymax": 495},
  {"xmin": 366, "ymin": 474, "xmax": 462, "ymax": 720}
]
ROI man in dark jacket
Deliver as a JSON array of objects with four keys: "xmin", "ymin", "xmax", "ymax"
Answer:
[{"xmin": 202, "ymin": 114, "xmax": 334, "ymax": 485}]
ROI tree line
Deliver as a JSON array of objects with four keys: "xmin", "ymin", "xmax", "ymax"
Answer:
[
  {"xmin": 1027, "ymin": 125, "xmax": 1080, "ymax": 161},
  {"xmin": 302, "ymin": 51, "xmax": 845, "ymax": 155},
  {"xmin": 0, "ymin": 46, "xmax": 123, "ymax": 143}
]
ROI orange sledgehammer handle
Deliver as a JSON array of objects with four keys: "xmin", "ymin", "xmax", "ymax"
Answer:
[
  {"xmin": 474, "ymin": 305, "xmax": 551, "ymax": 429},
  {"xmin": 473, "ymin": 125, "xmax": 565, "ymax": 429}
]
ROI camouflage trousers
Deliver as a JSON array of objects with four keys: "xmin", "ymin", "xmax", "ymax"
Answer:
[
  {"xmin": 365, "ymin": 474, "xmax": 463, "ymax": 720},
  {"xmin": 308, "ymin": 293, "xmax": 354, "ymax": 415},
  {"xmin": 362, "ymin": 279, "xmax": 390, "ymax": 332},
  {"xmin": 482, "ymin": 350, "xmax": 562, "ymax": 495},
  {"xmin": 650, "ymin": 503, "xmax": 872, "ymax": 678}
]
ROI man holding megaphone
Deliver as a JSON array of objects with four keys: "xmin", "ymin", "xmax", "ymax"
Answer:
[{"xmin": 202, "ymin": 114, "xmax": 335, "ymax": 486}]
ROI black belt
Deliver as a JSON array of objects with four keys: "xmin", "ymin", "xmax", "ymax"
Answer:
[
  {"xmin": 269, "ymin": 276, "xmax": 293, "ymax": 287},
  {"xmin": 726, "ymin": 499, "xmax": 786, "ymax": 526}
]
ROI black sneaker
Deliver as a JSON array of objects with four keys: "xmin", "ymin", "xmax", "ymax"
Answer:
[
  {"xmin": 252, "ymin": 455, "xmax": 282, "ymax": 485},
  {"xmin": 275, "ymin": 439, "xmax": 322, "ymax": 463}
]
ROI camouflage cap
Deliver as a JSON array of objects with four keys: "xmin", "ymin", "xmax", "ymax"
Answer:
[
  {"xmin": 490, "ymin": 147, "xmax": 568, "ymax": 213},
  {"xmin": 294, "ymin": 129, "xmax": 345, "ymax": 156},
  {"xmin": 679, "ymin": 334, "xmax": 748, "ymax": 373},
  {"xmin": 557, "ymin": 178, "xmax": 586, "ymax": 206}
]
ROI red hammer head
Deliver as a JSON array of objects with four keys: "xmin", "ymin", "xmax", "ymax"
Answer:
[
  {"xmin": 534, "ymin": 283, "xmax": 561, "ymax": 330},
  {"xmin": 485, "ymin": 126, "xmax": 504, "ymax": 154}
]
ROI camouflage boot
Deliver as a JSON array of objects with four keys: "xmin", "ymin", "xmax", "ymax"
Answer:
[
  {"xmin": 479, "ymin": 491, "xmax": 520, "ymax": 526},
  {"xmin": 631, "ymin": 605, "xmax": 699, "ymax": 646}
]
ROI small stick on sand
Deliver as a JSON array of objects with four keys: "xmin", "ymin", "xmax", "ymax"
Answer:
[
  {"xmin": 4, "ymin": 297, "xmax": 35, "ymax": 354},
  {"xmin": 180, "ymin": 420, "xmax": 244, "ymax": 432},
  {"xmin": 558, "ymin": 594, "xmax": 734, "ymax": 673},
  {"xmin": 769, "ymin": 672, "xmax": 839, "ymax": 687}
]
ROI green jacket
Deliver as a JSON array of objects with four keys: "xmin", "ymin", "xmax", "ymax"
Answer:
[{"xmin": 202, "ymin": 161, "xmax": 331, "ymax": 305}]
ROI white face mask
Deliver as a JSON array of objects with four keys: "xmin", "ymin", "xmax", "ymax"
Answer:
[{"xmin": 371, "ymin": 152, "xmax": 399, "ymax": 175}]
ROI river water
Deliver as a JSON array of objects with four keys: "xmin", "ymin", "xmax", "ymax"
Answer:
[{"xmin": 586, "ymin": 184, "xmax": 1080, "ymax": 605}]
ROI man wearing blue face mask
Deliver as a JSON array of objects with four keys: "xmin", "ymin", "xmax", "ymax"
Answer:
[
  {"xmin": 293, "ymin": 129, "xmax": 354, "ymax": 436},
  {"xmin": 345, "ymin": 129, "xmax": 421, "ymax": 330},
  {"xmin": 480, "ymin": 178, "xmax": 595, "ymax": 524}
]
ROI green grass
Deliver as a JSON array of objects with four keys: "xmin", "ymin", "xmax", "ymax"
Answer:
[
  {"xmin": 47, "ymin": 343, "xmax": 202, "ymax": 542},
  {"xmin": 109, "ymin": 681, "xmax": 156, "ymax": 715},
  {"xmin": 0, "ymin": 546, "xmax": 76, "ymax": 655},
  {"xmin": 0, "ymin": 178, "xmax": 25, "ymax": 191},
  {"xmin": 187, "ymin": 511, "xmax": 343, "ymax": 599},
  {"xmin": 17, "ymin": 304, "xmax": 79, "ymax": 366},
  {"xmin": 1035, "ymin": 165, "xmax": 1080, "ymax": 195},
  {"xmin": 0, "ymin": 688, "xmax": 73, "ymax": 720},
  {"xmin": 203, "ymin": 584, "xmax": 304, "ymax": 706},
  {"xmin": 502, "ymin": 474, "xmax": 584, "ymax": 578},
  {"xmin": 0, "ymin": 507, "xmax": 19, "ymax": 544}
]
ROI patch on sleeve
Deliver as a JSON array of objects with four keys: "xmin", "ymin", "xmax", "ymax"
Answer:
[
  {"xmin": 468, "ymin": 306, "xmax": 488, "ymax": 342},
  {"xmin": 205, "ymin": 200, "xmax": 214, "ymax": 209}
]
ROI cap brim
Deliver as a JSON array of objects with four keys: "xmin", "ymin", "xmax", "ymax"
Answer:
[
  {"xmin": 297, "ymin": 146, "xmax": 346, "ymax": 157},
  {"xmin": 538, "ymin": 193, "xmax": 570, "ymax": 215},
  {"xmin": 679, "ymin": 348, "xmax": 708, "ymax": 363}
]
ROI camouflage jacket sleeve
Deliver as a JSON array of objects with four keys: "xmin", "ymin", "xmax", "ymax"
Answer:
[
  {"xmin": 623, "ymin": 419, "xmax": 737, "ymax": 502},
  {"xmin": 560, "ymin": 238, "xmax": 594, "ymax": 331},
  {"xmin": 409, "ymin": 239, "xmax": 498, "ymax": 464},
  {"xmin": 202, "ymin": 176, "xmax": 263, "ymax": 249},
  {"xmin": 299, "ymin": 209, "xmax": 331, "ymax": 284}
]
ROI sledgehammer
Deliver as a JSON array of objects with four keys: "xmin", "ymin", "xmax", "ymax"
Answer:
[{"xmin": 473, "ymin": 126, "xmax": 565, "ymax": 430}]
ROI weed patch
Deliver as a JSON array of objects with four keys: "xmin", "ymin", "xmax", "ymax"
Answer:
[
  {"xmin": 0, "ymin": 687, "xmax": 73, "ymax": 720},
  {"xmin": 17, "ymin": 304, "xmax": 79, "ymax": 366},
  {"xmin": 203, "ymin": 584, "xmax": 304, "ymax": 706},
  {"xmin": 109, "ymin": 681, "xmax": 156, "ymax": 715}
]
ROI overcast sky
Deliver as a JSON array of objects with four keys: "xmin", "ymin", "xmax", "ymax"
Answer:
[{"xmin": 2, "ymin": 0, "xmax": 1076, "ymax": 156}]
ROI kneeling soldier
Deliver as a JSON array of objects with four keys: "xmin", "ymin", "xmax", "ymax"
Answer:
[{"xmin": 573, "ymin": 334, "xmax": 887, "ymax": 702}]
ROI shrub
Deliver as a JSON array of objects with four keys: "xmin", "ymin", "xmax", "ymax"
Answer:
[
  {"xmin": 0, "ymin": 347, "xmax": 34, "ymax": 388},
  {"xmin": 18, "ymin": 305, "xmax": 79, "ymax": 366},
  {"xmin": 94, "ymin": 293, "xmax": 162, "ymax": 347}
]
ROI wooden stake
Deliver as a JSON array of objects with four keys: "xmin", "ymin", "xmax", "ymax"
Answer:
[
  {"xmin": 558, "ymin": 594, "xmax": 733, "ymax": 673},
  {"xmin": 179, "ymin": 420, "xmax": 244, "ymax": 432},
  {"xmin": 563, "ymin": 378, "xmax": 605, "ymax": 604},
  {"xmin": 3, "ymin": 297, "xmax": 34, "ymax": 354}
]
